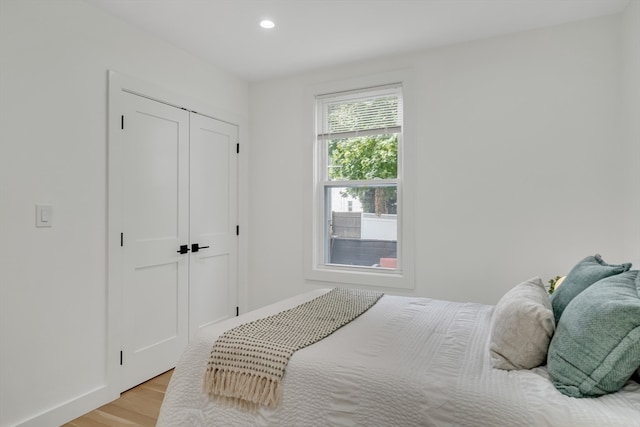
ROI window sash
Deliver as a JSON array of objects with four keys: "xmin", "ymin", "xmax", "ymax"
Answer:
[
  {"xmin": 317, "ymin": 125, "xmax": 402, "ymax": 141},
  {"xmin": 321, "ymin": 179, "xmax": 398, "ymax": 188},
  {"xmin": 313, "ymin": 82, "xmax": 406, "ymax": 281},
  {"xmin": 319, "ymin": 181, "xmax": 401, "ymax": 270}
]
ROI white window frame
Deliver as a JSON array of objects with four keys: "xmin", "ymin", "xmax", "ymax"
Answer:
[{"xmin": 304, "ymin": 70, "xmax": 415, "ymax": 290}]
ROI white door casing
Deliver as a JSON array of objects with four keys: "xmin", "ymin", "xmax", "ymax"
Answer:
[{"xmin": 109, "ymin": 73, "xmax": 240, "ymax": 394}]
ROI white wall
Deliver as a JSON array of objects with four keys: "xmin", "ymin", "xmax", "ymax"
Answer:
[
  {"xmin": 622, "ymin": 0, "xmax": 640, "ymax": 267},
  {"xmin": 248, "ymin": 11, "xmax": 638, "ymax": 309},
  {"xmin": 0, "ymin": 1, "xmax": 248, "ymax": 426}
]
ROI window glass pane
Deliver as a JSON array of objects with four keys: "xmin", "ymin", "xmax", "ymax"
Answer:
[
  {"xmin": 326, "ymin": 95, "xmax": 400, "ymax": 134},
  {"xmin": 324, "ymin": 185, "xmax": 397, "ymax": 269},
  {"xmin": 328, "ymin": 134, "xmax": 398, "ymax": 181}
]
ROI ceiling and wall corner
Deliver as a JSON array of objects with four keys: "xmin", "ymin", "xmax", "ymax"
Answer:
[{"xmin": 85, "ymin": 0, "xmax": 631, "ymax": 82}]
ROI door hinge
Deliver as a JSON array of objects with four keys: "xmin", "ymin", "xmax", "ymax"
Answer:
[
  {"xmin": 236, "ymin": 143, "xmax": 239, "ymax": 154},
  {"xmin": 120, "ymin": 232, "xmax": 124, "ymax": 247},
  {"xmin": 236, "ymin": 225, "xmax": 239, "ymax": 236},
  {"xmin": 120, "ymin": 351, "xmax": 123, "ymax": 365},
  {"xmin": 121, "ymin": 115, "xmax": 124, "ymax": 130},
  {"xmin": 236, "ymin": 306, "xmax": 239, "ymax": 317}
]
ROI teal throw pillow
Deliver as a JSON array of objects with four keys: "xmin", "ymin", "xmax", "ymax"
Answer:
[
  {"xmin": 547, "ymin": 270, "xmax": 640, "ymax": 398},
  {"xmin": 550, "ymin": 254, "xmax": 631, "ymax": 323}
]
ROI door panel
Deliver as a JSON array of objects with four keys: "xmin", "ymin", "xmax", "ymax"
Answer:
[
  {"xmin": 121, "ymin": 92, "xmax": 189, "ymax": 392},
  {"xmin": 190, "ymin": 255, "xmax": 230, "ymax": 333},
  {"xmin": 189, "ymin": 113, "xmax": 238, "ymax": 336},
  {"xmin": 126, "ymin": 110, "xmax": 181, "ymax": 240},
  {"xmin": 131, "ymin": 263, "xmax": 179, "ymax": 351}
]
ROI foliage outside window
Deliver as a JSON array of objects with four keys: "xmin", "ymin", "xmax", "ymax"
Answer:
[{"xmin": 316, "ymin": 84, "xmax": 402, "ymax": 272}]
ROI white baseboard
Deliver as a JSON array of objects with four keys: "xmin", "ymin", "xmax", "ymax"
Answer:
[{"xmin": 12, "ymin": 385, "xmax": 117, "ymax": 427}]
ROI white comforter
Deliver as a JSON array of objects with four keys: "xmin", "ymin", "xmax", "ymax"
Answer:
[{"xmin": 158, "ymin": 289, "xmax": 640, "ymax": 426}]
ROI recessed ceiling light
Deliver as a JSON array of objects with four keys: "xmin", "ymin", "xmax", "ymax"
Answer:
[{"xmin": 260, "ymin": 19, "xmax": 275, "ymax": 29}]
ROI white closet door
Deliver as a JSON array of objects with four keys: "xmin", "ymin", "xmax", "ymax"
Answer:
[
  {"xmin": 189, "ymin": 112, "xmax": 238, "ymax": 338},
  {"xmin": 120, "ymin": 92, "xmax": 189, "ymax": 391}
]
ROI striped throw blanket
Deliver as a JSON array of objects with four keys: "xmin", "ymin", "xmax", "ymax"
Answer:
[{"xmin": 204, "ymin": 288, "xmax": 384, "ymax": 408}]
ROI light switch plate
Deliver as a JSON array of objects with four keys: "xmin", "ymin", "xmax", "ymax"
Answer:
[{"xmin": 36, "ymin": 204, "xmax": 53, "ymax": 227}]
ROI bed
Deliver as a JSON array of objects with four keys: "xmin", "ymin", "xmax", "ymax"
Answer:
[{"xmin": 158, "ymin": 287, "xmax": 640, "ymax": 427}]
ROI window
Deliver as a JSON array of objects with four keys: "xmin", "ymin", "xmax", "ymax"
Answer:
[{"xmin": 312, "ymin": 84, "xmax": 404, "ymax": 283}]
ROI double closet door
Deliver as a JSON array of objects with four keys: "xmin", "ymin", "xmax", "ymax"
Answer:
[{"xmin": 119, "ymin": 92, "xmax": 238, "ymax": 391}]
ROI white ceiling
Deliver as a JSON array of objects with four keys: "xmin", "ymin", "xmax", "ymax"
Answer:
[{"xmin": 86, "ymin": 0, "xmax": 630, "ymax": 82}]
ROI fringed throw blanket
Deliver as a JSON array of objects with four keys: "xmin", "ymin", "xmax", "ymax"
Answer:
[{"xmin": 204, "ymin": 287, "xmax": 383, "ymax": 408}]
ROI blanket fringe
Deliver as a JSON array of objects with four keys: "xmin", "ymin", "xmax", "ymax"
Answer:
[
  {"xmin": 204, "ymin": 368, "xmax": 282, "ymax": 408},
  {"xmin": 204, "ymin": 288, "xmax": 384, "ymax": 409}
]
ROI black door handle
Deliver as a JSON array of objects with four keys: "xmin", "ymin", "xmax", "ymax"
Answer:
[
  {"xmin": 191, "ymin": 243, "xmax": 210, "ymax": 253},
  {"xmin": 176, "ymin": 244, "xmax": 190, "ymax": 254}
]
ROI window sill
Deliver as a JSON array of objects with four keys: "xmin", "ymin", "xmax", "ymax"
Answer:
[{"xmin": 305, "ymin": 263, "xmax": 414, "ymax": 290}]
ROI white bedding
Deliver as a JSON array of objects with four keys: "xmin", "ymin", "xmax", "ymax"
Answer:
[{"xmin": 158, "ymin": 289, "xmax": 640, "ymax": 426}]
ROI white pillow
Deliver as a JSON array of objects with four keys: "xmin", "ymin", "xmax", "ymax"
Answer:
[{"xmin": 489, "ymin": 277, "xmax": 555, "ymax": 370}]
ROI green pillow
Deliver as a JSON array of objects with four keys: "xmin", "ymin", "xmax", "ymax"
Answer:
[
  {"xmin": 550, "ymin": 254, "xmax": 631, "ymax": 323},
  {"xmin": 547, "ymin": 270, "xmax": 640, "ymax": 398}
]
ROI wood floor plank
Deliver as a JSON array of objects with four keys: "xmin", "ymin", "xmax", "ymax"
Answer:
[
  {"xmin": 96, "ymin": 404, "xmax": 156, "ymax": 426},
  {"xmin": 64, "ymin": 417, "xmax": 110, "ymax": 427},
  {"xmin": 111, "ymin": 393, "xmax": 163, "ymax": 419},
  {"xmin": 147, "ymin": 371, "xmax": 172, "ymax": 388},
  {"xmin": 63, "ymin": 370, "xmax": 173, "ymax": 427},
  {"xmin": 83, "ymin": 409, "xmax": 139, "ymax": 427}
]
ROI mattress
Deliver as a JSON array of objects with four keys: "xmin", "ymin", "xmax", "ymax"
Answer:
[{"xmin": 157, "ymin": 289, "xmax": 640, "ymax": 426}]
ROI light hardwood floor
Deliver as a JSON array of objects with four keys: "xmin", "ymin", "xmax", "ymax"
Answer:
[{"xmin": 63, "ymin": 370, "xmax": 173, "ymax": 427}]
